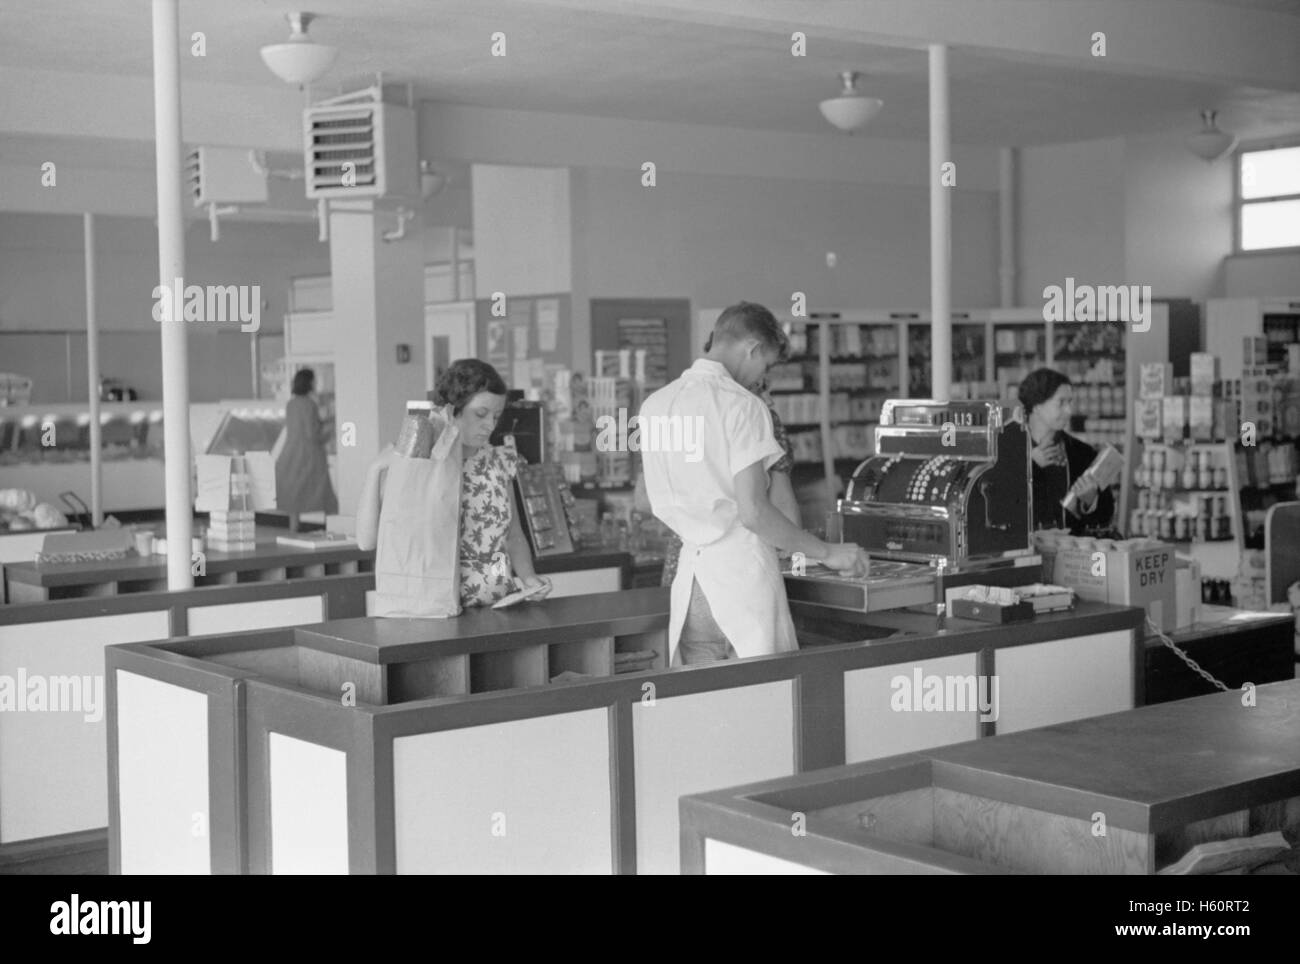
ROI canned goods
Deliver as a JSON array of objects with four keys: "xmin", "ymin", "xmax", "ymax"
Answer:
[
  {"xmin": 1175, "ymin": 515, "xmax": 1189, "ymax": 541},
  {"xmin": 396, "ymin": 412, "xmax": 436, "ymax": 458}
]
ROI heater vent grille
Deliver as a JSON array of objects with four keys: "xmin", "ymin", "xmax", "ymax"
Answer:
[{"xmin": 303, "ymin": 94, "xmax": 418, "ymax": 200}]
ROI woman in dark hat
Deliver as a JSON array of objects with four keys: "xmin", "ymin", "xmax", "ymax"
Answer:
[{"xmin": 1019, "ymin": 367, "xmax": 1114, "ymax": 534}]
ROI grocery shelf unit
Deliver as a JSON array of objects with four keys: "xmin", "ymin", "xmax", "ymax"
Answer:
[
  {"xmin": 1124, "ymin": 437, "xmax": 1245, "ymax": 579},
  {"xmin": 1207, "ymin": 297, "xmax": 1300, "ymax": 380}
]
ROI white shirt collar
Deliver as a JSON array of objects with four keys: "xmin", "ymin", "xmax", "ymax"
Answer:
[{"xmin": 688, "ymin": 358, "xmax": 731, "ymax": 379}]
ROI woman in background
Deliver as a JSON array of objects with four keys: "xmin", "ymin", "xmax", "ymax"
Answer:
[
  {"xmin": 275, "ymin": 368, "xmax": 338, "ymax": 519},
  {"xmin": 1019, "ymin": 367, "xmax": 1113, "ymax": 534}
]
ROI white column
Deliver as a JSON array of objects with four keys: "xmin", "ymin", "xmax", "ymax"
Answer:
[
  {"xmin": 83, "ymin": 213, "xmax": 103, "ymax": 527},
  {"xmin": 999, "ymin": 147, "xmax": 1018, "ymax": 308},
  {"xmin": 152, "ymin": 0, "xmax": 193, "ymax": 588},
  {"xmin": 929, "ymin": 44, "xmax": 952, "ymax": 402}
]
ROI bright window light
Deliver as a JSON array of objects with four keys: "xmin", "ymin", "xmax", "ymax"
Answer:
[
  {"xmin": 1241, "ymin": 199, "xmax": 1300, "ymax": 251},
  {"xmin": 1241, "ymin": 146, "xmax": 1300, "ymax": 200},
  {"xmin": 1238, "ymin": 145, "xmax": 1300, "ymax": 251}
]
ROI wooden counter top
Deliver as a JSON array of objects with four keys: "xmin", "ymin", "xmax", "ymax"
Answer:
[
  {"xmin": 297, "ymin": 585, "xmax": 670, "ymax": 663},
  {"xmin": 927, "ymin": 678, "xmax": 1300, "ymax": 833},
  {"xmin": 5, "ymin": 529, "xmax": 371, "ymax": 587},
  {"xmin": 4, "ymin": 536, "xmax": 627, "ymax": 588}
]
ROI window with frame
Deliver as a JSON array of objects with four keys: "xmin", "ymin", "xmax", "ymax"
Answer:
[{"xmin": 1238, "ymin": 144, "xmax": 1300, "ymax": 252}]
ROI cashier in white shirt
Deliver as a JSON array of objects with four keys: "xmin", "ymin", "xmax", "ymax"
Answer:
[{"xmin": 640, "ymin": 301, "xmax": 869, "ymax": 665}]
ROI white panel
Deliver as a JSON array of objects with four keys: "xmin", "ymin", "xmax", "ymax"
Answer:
[
  {"xmin": 269, "ymin": 732, "xmax": 349, "ymax": 874},
  {"xmin": 844, "ymin": 654, "xmax": 981, "ymax": 764},
  {"xmin": 285, "ymin": 311, "xmax": 335, "ymax": 359},
  {"xmin": 187, "ymin": 595, "xmax": 323, "ymax": 636},
  {"xmin": 471, "ymin": 165, "xmax": 571, "ymax": 296},
  {"xmin": 705, "ymin": 838, "xmax": 829, "ymax": 875},
  {"xmin": 995, "ymin": 631, "xmax": 1134, "ymax": 734},
  {"xmin": 0, "ymin": 610, "xmax": 170, "ymax": 843},
  {"xmin": 633, "ymin": 681, "xmax": 794, "ymax": 875},
  {"xmin": 116, "ymin": 670, "xmax": 210, "ymax": 874},
  {"xmin": 392, "ymin": 708, "xmax": 611, "ymax": 874},
  {"xmin": 545, "ymin": 567, "xmax": 621, "ymax": 599},
  {"xmin": 0, "ymin": 530, "xmax": 56, "ymax": 564}
]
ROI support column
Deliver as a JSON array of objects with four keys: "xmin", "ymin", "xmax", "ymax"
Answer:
[
  {"xmin": 929, "ymin": 44, "xmax": 952, "ymax": 402},
  {"xmin": 999, "ymin": 147, "xmax": 1018, "ymax": 308},
  {"xmin": 330, "ymin": 202, "xmax": 427, "ymax": 513},
  {"xmin": 83, "ymin": 213, "xmax": 103, "ymax": 527},
  {"xmin": 151, "ymin": 0, "xmax": 192, "ymax": 587}
]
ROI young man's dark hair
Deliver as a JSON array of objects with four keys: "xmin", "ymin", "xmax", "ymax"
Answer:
[
  {"xmin": 291, "ymin": 368, "xmax": 315, "ymax": 396},
  {"xmin": 710, "ymin": 301, "xmax": 790, "ymax": 360}
]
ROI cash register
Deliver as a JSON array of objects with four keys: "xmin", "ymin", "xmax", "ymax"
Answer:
[{"xmin": 785, "ymin": 399, "xmax": 1038, "ymax": 612}]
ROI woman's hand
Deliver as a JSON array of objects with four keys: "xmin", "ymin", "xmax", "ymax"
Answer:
[
  {"xmin": 1032, "ymin": 439, "xmax": 1067, "ymax": 469},
  {"xmin": 517, "ymin": 574, "xmax": 552, "ymax": 601},
  {"xmin": 1074, "ymin": 475, "xmax": 1100, "ymax": 510}
]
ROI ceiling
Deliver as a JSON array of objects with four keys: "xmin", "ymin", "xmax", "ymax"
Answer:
[{"xmin": 0, "ymin": 0, "xmax": 1297, "ymax": 147}]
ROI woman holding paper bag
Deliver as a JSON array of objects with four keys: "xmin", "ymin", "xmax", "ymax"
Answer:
[{"xmin": 357, "ymin": 359, "xmax": 550, "ymax": 615}]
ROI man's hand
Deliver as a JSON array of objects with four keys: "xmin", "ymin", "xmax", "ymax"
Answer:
[{"xmin": 823, "ymin": 542, "xmax": 869, "ymax": 578}]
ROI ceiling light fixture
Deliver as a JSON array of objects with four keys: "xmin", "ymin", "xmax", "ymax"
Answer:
[
  {"xmin": 1186, "ymin": 109, "xmax": 1238, "ymax": 162},
  {"xmin": 819, "ymin": 71, "xmax": 883, "ymax": 134},
  {"xmin": 260, "ymin": 12, "xmax": 337, "ymax": 88}
]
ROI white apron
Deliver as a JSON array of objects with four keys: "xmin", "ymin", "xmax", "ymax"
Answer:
[{"xmin": 667, "ymin": 524, "xmax": 798, "ymax": 664}]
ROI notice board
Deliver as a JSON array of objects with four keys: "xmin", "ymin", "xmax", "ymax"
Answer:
[
  {"xmin": 474, "ymin": 293, "xmax": 572, "ymax": 393},
  {"xmin": 590, "ymin": 298, "xmax": 691, "ymax": 386}
]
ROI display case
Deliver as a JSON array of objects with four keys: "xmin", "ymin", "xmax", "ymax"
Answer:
[{"xmin": 0, "ymin": 402, "xmax": 166, "ymax": 511}]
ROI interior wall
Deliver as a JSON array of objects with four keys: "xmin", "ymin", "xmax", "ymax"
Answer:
[
  {"xmin": 572, "ymin": 165, "xmax": 1001, "ymax": 322},
  {"xmin": 1016, "ymin": 137, "xmax": 1127, "ymax": 310},
  {"xmin": 0, "ymin": 212, "xmax": 328, "ymax": 333},
  {"xmin": 1123, "ymin": 132, "xmax": 1233, "ymax": 302}
]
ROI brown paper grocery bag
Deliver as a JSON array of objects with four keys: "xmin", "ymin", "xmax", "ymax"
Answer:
[{"xmin": 373, "ymin": 412, "xmax": 463, "ymax": 618}]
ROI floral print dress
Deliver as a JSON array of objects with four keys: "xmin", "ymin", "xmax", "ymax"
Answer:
[{"xmin": 458, "ymin": 444, "xmax": 521, "ymax": 607}]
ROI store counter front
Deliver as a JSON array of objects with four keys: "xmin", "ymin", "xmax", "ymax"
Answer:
[
  {"xmin": 106, "ymin": 591, "xmax": 1143, "ymax": 874},
  {"xmin": 680, "ymin": 679, "xmax": 1300, "ymax": 875},
  {"xmin": 3, "ymin": 528, "xmax": 374, "ymax": 604}
]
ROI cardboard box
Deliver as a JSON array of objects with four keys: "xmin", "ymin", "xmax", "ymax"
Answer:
[
  {"xmin": 1135, "ymin": 398, "xmax": 1163, "ymax": 439},
  {"xmin": 1214, "ymin": 399, "xmax": 1239, "ymax": 442},
  {"xmin": 1189, "ymin": 395, "xmax": 1215, "ymax": 440},
  {"xmin": 1052, "ymin": 541, "xmax": 1177, "ymax": 631},
  {"xmin": 1162, "ymin": 396, "xmax": 1188, "ymax": 441},
  {"xmin": 1175, "ymin": 556, "xmax": 1202, "ymax": 630},
  {"xmin": 1190, "ymin": 353, "xmax": 1218, "ymax": 396},
  {"xmin": 1140, "ymin": 363, "xmax": 1174, "ymax": 399}
]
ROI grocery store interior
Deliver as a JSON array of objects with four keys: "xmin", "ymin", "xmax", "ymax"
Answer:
[{"xmin": 1, "ymin": 0, "xmax": 1300, "ymax": 877}]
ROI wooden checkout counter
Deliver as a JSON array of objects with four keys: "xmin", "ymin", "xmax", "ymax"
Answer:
[
  {"xmin": 681, "ymin": 678, "xmax": 1300, "ymax": 875},
  {"xmin": 107, "ymin": 589, "xmax": 1149, "ymax": 874}
]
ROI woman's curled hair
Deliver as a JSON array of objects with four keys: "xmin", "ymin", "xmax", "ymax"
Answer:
[
  {"xmin": 433, "ymin": 359, "xmax": 508, "ymax": 415},
  {"xmin": 1017, "ymin": 368, "xmax": 1071, "ymax": 415}
]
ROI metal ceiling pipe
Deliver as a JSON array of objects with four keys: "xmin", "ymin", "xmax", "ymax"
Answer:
[
  {"xmin": 151, "ymin": 0, "xmax": 193, "ymax": 588},
  {"xmin": 929, "ymin": 44, "xmax": 952, "ymax": 402}
]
